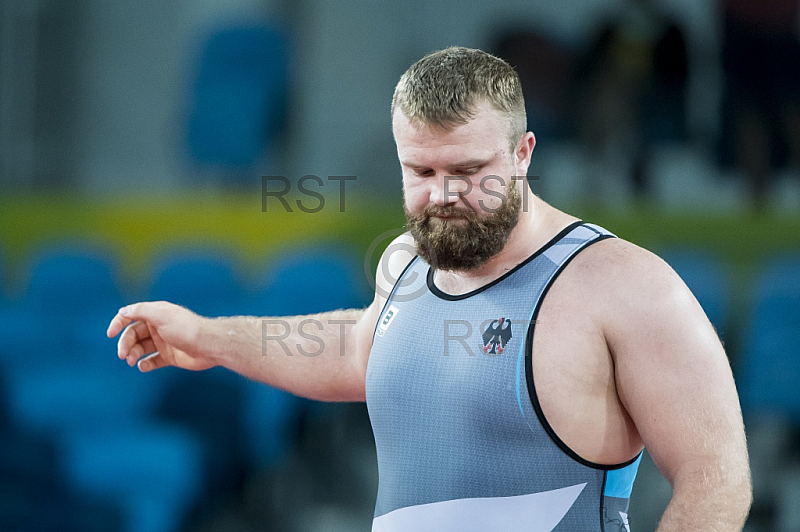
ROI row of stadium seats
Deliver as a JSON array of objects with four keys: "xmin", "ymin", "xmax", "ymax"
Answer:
[
  {"xmin": 0, "ymin": 244, "xmax": 370, "ymax": 532},
  {"xmin": 0, "ymin": 244, "xmax": 798, "ymax": 423},
  {"xmin": 0, "ymin": 244, "xmax": 798, "ymax": 531}
]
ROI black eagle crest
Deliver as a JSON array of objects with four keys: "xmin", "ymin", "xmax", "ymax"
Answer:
[{"xmin": 482, "ymin": 318, "xmax": 512, "ymax": 355}]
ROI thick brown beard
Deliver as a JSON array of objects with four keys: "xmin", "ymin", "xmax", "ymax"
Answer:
[{"xmin": 405, "ymin": 183, "xmax": 522, "ymax": 271}]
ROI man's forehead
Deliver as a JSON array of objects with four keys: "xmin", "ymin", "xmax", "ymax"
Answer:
[{"xmin": 394, "ymin": 109, "xmax": 509, "ymax": 162}]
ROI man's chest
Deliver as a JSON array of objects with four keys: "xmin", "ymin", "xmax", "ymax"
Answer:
[{"xmin": 369, "ymin": 278, "xmax": 612, "ymax": 424}]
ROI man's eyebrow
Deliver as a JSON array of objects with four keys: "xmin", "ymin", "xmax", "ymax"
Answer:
[
  {"xmin": 448, "ymin": 158, "xmax": 489, "ymax": 168},
  {"xmin": 399, "ymin": 158, "xmax": 490, "ymax": 169}
]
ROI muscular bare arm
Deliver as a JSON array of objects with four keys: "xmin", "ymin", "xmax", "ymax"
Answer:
[
  {"xmin": 107, "ymin": 304, "xmax": 374, "ymax": 401},
  {"xmin": 106, "ymin": 234, "xmax": 416, "ymax": 403},
  {"xmin": 596, "ymin": 241, "xmax": 752, "ymax": 530}
]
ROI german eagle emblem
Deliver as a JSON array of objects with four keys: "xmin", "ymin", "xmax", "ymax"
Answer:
[{"xmin": 482, "ymin": 318, "xmax": 512, "ymax": 355}]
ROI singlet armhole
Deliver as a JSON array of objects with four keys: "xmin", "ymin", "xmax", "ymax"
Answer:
[
  {"xmin": 524, "ymin": 234, "xmax": 641, "ymax": 471},
  {"xmin": 371, "ymin": 255, "xmax": 420, "ymax": 340}
]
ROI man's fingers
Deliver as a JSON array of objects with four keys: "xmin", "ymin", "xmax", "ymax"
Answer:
[
  {"xmin": 125, "ymin": 338, "xmax": 157, "ymax": 367},
  {"xmin": 108, "ymin": 302, "xmax": 168, "ymax": 339},
  {"xmin": 121, "ymin": 302, "xmax": 172, "ymax": 322},
  {"xmin": 137, "ymin": 352, "xmax": 167, "ymax": 372},
  {"xmin": 117, "ymin": 321, "xmax": 152, "ymax": 359},
  {"xmin": 107, "ymin": 312, "xmax": 134, "ymax": 338},
  {"xmin": 108, "ymin": 301, "xmax": 189, "ymax": 372}
]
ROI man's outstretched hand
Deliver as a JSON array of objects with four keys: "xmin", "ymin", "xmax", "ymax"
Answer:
[{"xmin": 107, "ymin": 301, "xmax": 217, "ymax": 373}]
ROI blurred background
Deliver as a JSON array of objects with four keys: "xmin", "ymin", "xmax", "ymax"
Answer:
[{"xmin": 1, "ymin": 0, "xmax": 799, "ymax": 530}]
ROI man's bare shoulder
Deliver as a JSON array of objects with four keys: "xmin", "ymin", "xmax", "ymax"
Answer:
[
  {"xmin": 571, "ymin": 236, "xmax": 680, "ymax": 289},
  {"xmin": 374, "ymin": 232, "xmax": 418, "ymax": 304},
  {"xmin": 385, "ymin": 232, "xmax": 417, "ymax": 271},
  {"xmin": 565, "ymin": 236, "xmax": 692, "ymax": 319},
  {"xmin": 564, "ymin": 235, "xmax": 715, "ymax": 357}
]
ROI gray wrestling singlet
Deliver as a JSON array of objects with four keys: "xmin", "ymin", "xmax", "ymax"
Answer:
[{"xmin": 366, "ymin": 221, "xmax": 642, "ymax": 531}]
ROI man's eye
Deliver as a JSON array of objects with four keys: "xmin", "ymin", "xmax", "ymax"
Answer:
[
  {"xmin": 414, "ymin": 169, "xmax": 434, "ymax": 177},
  {"xmin": 454, "ymin": 168, "xmax": 479, "ymax": 176}
]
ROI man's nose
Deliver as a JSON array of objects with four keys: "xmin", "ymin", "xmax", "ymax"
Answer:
[{"xmin": 430, "ymin": 175, "xmax": 468, "ymax": 206}]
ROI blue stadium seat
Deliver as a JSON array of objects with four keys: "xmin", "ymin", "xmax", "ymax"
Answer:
[
  {"xmin": 0, "ymin": 422, "xmax": 125, "ymax": 532},
  {"xmin": 147, "ymin": 248, "xmax": 245, "ymax": 317},
  {"xmin": 60, "ymin": 422, "xmax": 205, "ymax": 532},
  {"xmin": 153, "ymin": 367, "xmax": 248, "ymax": 498},
  {"xmin": 187, "ymin": 23, "xmax": 288, "ymax": 177},
  {"xmin": 0, "ymin": 245, "xmax": 124, "ymax": 371},
  {"xmin": 242, "ymin": 379, "xmax": 302, "ymax": 469},
  {"xmin": 0, "ymin": 306, "xmax": 55, "ymax": 370},
  {"xmin": 7, "ymin": 365, "xmax": 167, "ymax": 435},
  {"xmin": 738, "ymin": 254, "xmax": 800, "ymax": 423},
  {"xmin": 255, "ymin": 245, "xmax": 370, "ymax": 317},
  {"xmin": 2, "ymin": 363, "xmax": 174, "ymax": 532},
  {"xmin": 661, "ymin": 249, "xmax": 730, "ymax": 339},
  {"xmin": 22, "ymin": 244, "xmax": 124, "ymax": 316}
]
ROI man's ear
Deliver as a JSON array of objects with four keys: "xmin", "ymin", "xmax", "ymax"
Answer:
[{"xmin": 515, "ymin": 132, "xmax": 536, "ymax": 168}]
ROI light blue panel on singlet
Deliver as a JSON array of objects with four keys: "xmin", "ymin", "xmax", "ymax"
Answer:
[
  {"xmin": 366, "ymin": 221, "xmax": 641, "ymax": 532},
  {"xmin": 605, "ymin": 454, "xmax": 643, "ymax": 499}
]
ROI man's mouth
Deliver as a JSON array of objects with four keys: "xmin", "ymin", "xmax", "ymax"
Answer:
[{"xmin": 432, "ymin": 211, "xmax": 469, "ymax": 219}]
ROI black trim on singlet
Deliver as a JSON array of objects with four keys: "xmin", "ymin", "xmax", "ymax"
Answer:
[
  {"xmin": 371, "ymin": 255, "xmax": 420, "ymax": 340},
  {"xmin": 523, "ymin": 233, "xmax": 641, "ymax": 471},
  {"xmin": 600, "ymin": 471, "xmax": 608, "ymax": 532},
  {"xmin": 583, "ymin": 224, "xmax": 603, "ymax": 237},
  {"xmin": 426, "ymin": 220, "xmax": 586, "ymax": 301}
]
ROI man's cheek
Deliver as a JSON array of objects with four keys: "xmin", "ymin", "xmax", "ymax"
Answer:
[
  {"xmin": 409, "ymin": 196, "xmax": 431, "ymax": 214},
  {"xmin": 476, "ymin": 195, "xmax": 501, "ymax": 215}
]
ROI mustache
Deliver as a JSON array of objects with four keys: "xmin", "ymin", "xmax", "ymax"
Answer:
[{"xmin": 421, "ymin": 204, "xmax": 478, "ymax": 219}]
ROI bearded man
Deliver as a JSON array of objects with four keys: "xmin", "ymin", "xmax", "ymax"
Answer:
[{"xmin": 108, "ymin": 47, "xmax": 751, "ymax": 531}]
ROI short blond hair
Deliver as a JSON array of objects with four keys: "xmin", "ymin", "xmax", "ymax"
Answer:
[{"xmin": 392, "ymin": 47, "xmax": 527, "ymax": 147}]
